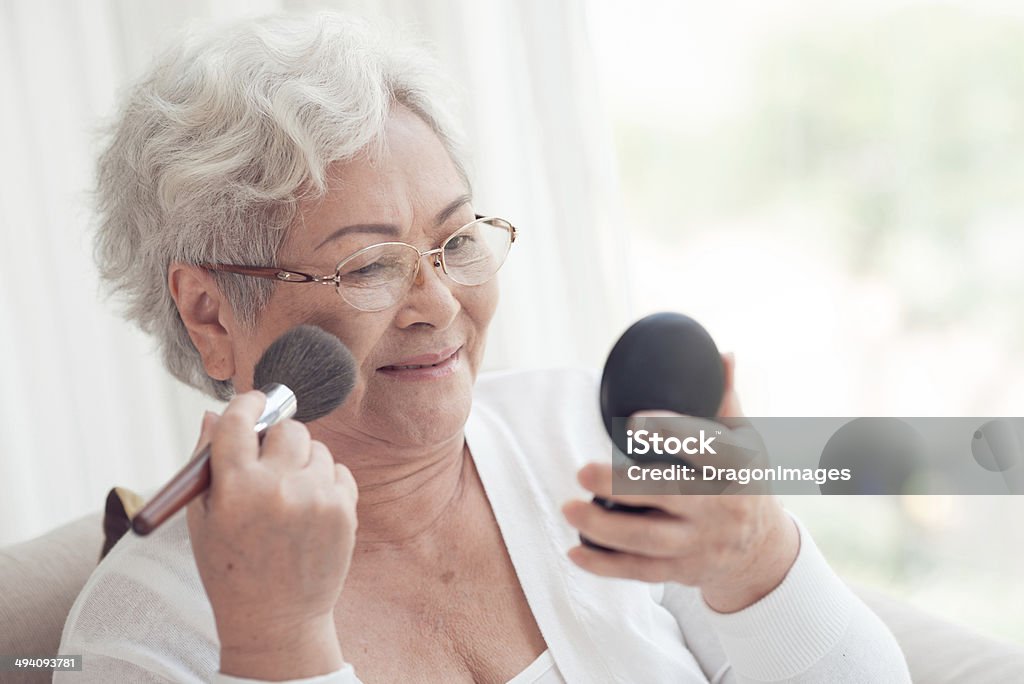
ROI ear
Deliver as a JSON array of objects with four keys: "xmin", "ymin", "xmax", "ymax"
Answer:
[{"xmin": 168, "ymin": 263, "xmax": 237, "ymax": 381}]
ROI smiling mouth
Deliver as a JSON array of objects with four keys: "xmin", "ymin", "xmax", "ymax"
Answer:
[
  {"xmin": 384, "ymin": 361, "xmax": 446, "ymax": 370},
  {"xmin": 378, "ymin": 347, "xmax": 461, "ymax": 371}
]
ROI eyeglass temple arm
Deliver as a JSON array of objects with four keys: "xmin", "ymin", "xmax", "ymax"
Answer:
[
  {"xmin": 200, "ymin": 264, "xmax": 320, "ymax": 283},
  {"xmin": 473, "ymin": 214, "xmax": 517, "ymax": 243}
]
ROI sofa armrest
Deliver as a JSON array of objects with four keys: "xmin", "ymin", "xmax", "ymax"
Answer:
[
  {"xmin": 0, "ymin": 513, "xmax": 104, "ymax": 684},
  {"xmin": 3, "ymin": 513, "xmax": 1023, "ymax": 684},
  {"xmin": 855, "ymin": 584, "xmax": 1024, "ymax": 683}
]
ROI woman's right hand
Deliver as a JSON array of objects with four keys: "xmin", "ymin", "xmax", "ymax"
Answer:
[{"xmin": 185, "ymin": 391, "xmax": 358, "ymax": 679}]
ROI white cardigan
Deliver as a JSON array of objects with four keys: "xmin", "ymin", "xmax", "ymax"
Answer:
[{"xmin": 58, "ymin": 368, "xmax": 911, "ymax": 683}]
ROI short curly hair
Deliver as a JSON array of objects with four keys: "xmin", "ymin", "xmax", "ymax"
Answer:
[{"xmin": 94, "ymin": 12, "xmax": 467, "ymax": 400}]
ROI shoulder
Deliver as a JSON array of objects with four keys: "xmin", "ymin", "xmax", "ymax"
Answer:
[
  {"xmin": 473, "ymin": 366, "xmax": 601, "ymax": 403},
  {"xmin": 473, "ymin": 366, "xmax": 607, "ymax": 448},
  {"xmin": 470, "ymin": 366, "xmax": 611, "ymax": 485},
  {"xmin": 60, "ymin": 513, "xmax": 218, "ymax": 680},
  {"xmin": 472, "ymin": 366, "xmax": 603, "ymax": 432}
]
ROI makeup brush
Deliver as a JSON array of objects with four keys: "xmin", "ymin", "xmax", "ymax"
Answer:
[{"xmin": 132, "ymin": 325, "xmax": 357, "ymax": 536}]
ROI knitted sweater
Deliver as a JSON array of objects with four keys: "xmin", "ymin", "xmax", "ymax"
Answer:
[{"xmin": 58, "ymin": 368, "xmax": 910, "ymax": 683}]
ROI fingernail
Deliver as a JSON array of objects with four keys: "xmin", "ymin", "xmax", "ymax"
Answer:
[
  {"xmin": 627, "ymin": 415, "xmax": 646, "ymax": 431},
  {"xmin": 629, "ymin": 410, "xmax": 679, "ymax": 429},
  {"xmin": 201, "ymin": 410, "xmax": 219, "ymax": 431}
]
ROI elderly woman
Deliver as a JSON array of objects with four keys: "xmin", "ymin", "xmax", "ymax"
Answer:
[{"xmin": 59, "ymin": 12, "xmax": 909, "ymax": 684}]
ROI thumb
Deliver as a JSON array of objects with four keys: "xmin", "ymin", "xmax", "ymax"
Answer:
[
  {"xmin": 717, "ymin": 352, "xmax": 745, "ymax": 418},
  {"xmin": 192, "ymin": 410, "xmax": 220, "ymax": 457}
]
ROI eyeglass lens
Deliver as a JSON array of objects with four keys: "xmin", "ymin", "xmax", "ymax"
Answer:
[{"xmin": 336, "ymin": 218, "xmax": 513, "ymax": 311}]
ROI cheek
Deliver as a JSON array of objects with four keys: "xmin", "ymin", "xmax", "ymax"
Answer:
[
  {"xmin": 465, "ymin": 280, "xmax": 500, "ymax": 331},
  {"xmin": 304, "ymin": 313, "xmax": 388, "ymax": 417},
  {"xmin": 260, "ymin": 287, "xmax": 387, "ymax": 378},
  {"xmin": 229, "ymin": 291, "xmax": 316, "ymax": 389},
  {"xmin": 458, "ymin": 280, "xmax": 499, "ymax": 374},
  {"xmin": 306, "ymin": 313, "xmax": 388, "ymax": 370}
]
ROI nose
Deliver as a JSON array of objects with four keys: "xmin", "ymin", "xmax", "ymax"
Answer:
[{"xmin": 393, "ymin": 251, "xmax": 459, "ymax": 329}]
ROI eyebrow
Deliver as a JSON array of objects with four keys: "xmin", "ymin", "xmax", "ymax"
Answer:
[{"xmin": 315, "ymin": 194, "xmax": 473, "ymax": 249}]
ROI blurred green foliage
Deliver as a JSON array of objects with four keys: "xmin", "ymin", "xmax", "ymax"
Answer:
[{"xmin": 614, "ymin": 6, "xmax": 1024, "ymax": 336}]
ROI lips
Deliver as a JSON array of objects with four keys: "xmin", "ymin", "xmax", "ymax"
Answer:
[{"xmin": 378, "ymin": 346, "xmax": 461, "ymax": 371}]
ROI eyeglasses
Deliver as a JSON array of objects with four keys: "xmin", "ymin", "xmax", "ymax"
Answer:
[{"xmin": 202, "ymin": 215, "xmax": 517, "ymax": 312}]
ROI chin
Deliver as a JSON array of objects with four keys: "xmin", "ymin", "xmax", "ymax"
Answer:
[
  {"xmin": 380, "ymin": 405, "xmax": 470, "ymax": 448},
  {"xmin": 360, "ymin": 378, "xmax": 474, "ymax": 445}
]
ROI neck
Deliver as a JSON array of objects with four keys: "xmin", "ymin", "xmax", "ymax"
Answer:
[{"xmin": 312, "ymin": 426, "xmax": 471, "ymax": 551}]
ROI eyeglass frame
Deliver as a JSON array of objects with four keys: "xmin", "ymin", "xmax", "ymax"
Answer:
[{"xmin": 200, "ymin": 214, "xmax": 517, "ymax": 312}]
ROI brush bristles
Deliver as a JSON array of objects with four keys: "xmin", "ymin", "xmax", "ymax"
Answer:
[{"xmin": 253, "ymin": 325, "xmax": 356, "ymax": 423}]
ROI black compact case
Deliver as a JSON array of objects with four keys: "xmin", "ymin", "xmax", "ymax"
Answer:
[{"xmin": 583, "ymin": 312, "xmax": 725, "ymax": 551}]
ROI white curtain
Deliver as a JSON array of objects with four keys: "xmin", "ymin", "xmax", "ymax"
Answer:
[{"xmin": 0, "ymin": 0, "xmax": 630, "ymax": 545}]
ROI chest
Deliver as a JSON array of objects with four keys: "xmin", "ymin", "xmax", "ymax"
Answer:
[{"xmin": 335, "ymin": 498, "xmax": 547, "ymax": 683}]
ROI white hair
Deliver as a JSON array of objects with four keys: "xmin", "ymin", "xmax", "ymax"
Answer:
[{"xmin": 95, "ymin": 12, "xmax": 467, "ymax": 400}]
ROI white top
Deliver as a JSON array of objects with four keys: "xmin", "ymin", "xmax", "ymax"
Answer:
[
  {"xmin": 58, "ymin": 368, "xmax": 911, "ymax": 683},
  {"xmin": 507, "ymin": 650, "xmax": 557, "ymax": 683}
]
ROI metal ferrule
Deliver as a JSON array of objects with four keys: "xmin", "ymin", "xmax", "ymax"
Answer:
[{"xmin": 254, "ymin": 383, "xmax": 298, "ymax": 432}]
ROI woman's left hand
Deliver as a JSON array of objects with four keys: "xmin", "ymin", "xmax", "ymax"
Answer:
[{"xmin": 561, "ymin": 353, "xmax": 800, "ymax": 613}]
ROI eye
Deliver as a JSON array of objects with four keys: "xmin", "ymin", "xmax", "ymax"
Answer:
[
  {"xmin": 340, "ymin": 259, "xmax": 386, "ymax": 278},
  {"xmin": 446, "ymin": 234, "xmax": 476, "ymax": 252},
  {"xmin": 351, "ymin": 262, "xmax": 384, "ymax": 275},
  {"xmin": 338, "ymin": 251, "xmax": 410, "ymax": 284}
]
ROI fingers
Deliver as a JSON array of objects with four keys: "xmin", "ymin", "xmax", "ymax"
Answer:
[
  {"xmin": 562, "ymin": 499, "xmax": 694, "ymax": 558},
  {"xmin": 303, "ymin": 442, "xmax": 353, "ymax": 501},
  {"xmin": 629, "ymin": 411, "xmax": 723, "ymax": 435},
  {"xmin": 627, "ymin": 412, "xmax": 726, "ymax": 468},
  {"xmin": 301, "ymin": 439, "xmax": 334, "ymax": 477},
  {"xmin": 261, "ymin": 419, "xmax": 312, "ymax": 471},
  {"xmin": 579, "ymin": 462, "xmax": 682, "ymax": 509},
  {"xmin": 204, "ymin": 391, "xmax": 347, "ymax": 505},
  {"xmin": 579, "ymin": 462, "xmax": 722, "ymax": 512},
  {"xmin": 295, "ymin": 441, "xmax": 357, "ymax": 507},
  {"xmin": 567, "ymin": 545, "xmax": 679, "ymax": 583},
  {"xmin": 331, "ymin": 459, "xmax": 359, "ymax": 512},
  {"xmin": 210, "ymin": 391, "xmax": 267, "ymax": 471},
  {"xmin": 626, "ymin": 411, "xmax": 761, "ymax": 471},
  {"xmin": 332, "ymin": 460, "xmax": 357, "ymax": 491}
]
